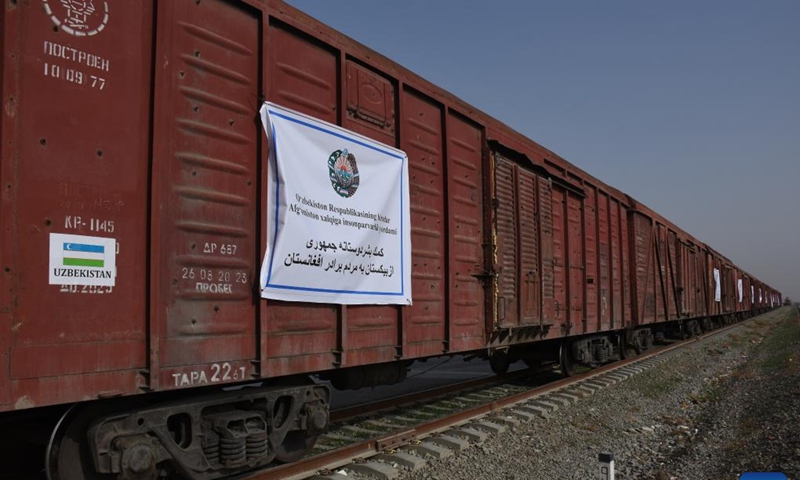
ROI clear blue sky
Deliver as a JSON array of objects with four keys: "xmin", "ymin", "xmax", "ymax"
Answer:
[{"xmin": 286, "ymin": 0, "xmax": 800, "ymax": 302}]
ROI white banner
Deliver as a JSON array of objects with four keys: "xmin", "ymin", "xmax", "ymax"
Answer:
[
  {"xmin": 737, "ymin": 278, "xmax": 743, "ymax": 303},
  {"xmin": 713, "ymin": 268, "xmax": 721, "ymax": 302},
  {"xmin": 759, "ymin": 288, "xmax": 762, "ymax": 303},
  {"xmin": 259, "ymin": 103, "xmax": 412, "ymax": 305},
  {"xmin": 751, "ymin": 285, "xmax": 755, "ymax": 303}
]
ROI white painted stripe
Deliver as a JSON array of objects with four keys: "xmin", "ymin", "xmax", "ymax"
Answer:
[{"xmin": 61, "ymin": 250, "xmax": 104, "ymax": 261}]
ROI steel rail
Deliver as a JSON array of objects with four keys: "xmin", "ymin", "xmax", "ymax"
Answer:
[{"xmin": 330, "ymin": 364, "xmax": 548, "ymax": 423}]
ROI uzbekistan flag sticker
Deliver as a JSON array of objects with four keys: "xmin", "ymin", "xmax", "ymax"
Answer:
[
  {"xmin": 62, "ymin": 242, "xmax": 106, "ymax": 268},
  {"xmin": 49, "ymin": 233, "xmax": 116, "ymax": 287}
]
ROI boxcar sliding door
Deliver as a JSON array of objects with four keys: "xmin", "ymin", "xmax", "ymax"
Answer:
[{"xmin": 493, "ymin": 155, "xmax": 543, "ymax": 330}]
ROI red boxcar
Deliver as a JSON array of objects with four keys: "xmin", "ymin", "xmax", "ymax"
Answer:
[{"xmin": 0, "ymin": 1, "xmax": 780, "ymax": 478}]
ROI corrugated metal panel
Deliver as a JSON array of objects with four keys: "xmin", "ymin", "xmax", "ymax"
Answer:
[
  {"xmin": 495, "ymin": 157, "xmax": 517, "ymax": 327},
  {"xmin": 343, "ymin": 63, "xmax": 400, "ymax": 365},
  {"xmin": 720, "ymin": 264, "xmax": 728, "ymax": 313},
  {"xmin": 703, "ymin": 252, "xmax": 711, "ymax": 315},
  {"xmin": 539, "ymin": 177, "xmax": 555, "ymax": 323},
  {"xmin": 743, "ymin": 275, "xmax": 751, "ymax": 310},
  {"xmin": 729, "ymin": 267, "xmax": 735, "ymax": 312},
  {"xmin": 402, "ymin": 90, "xmax": 446, "ymax": 357},
  {"xmin": 620, "ymin": 203, "xmax": 631, "ymax": 326},
  {"xmin": 681, "ymin": 242, "xmax": 689, "ymax": 317},
  {"xmin": 597, "ymin": 192, "xmax": 608, "ymax": 330},
  {"xmin": 714, "ymin": 255, "xmax": 720, "ymax": 314},
  {"xmin": 696, "ymin": 249, "xmax": 707, "ymax": 316},
  {"xmin": 608, "ymin": 199, "xmax": 629, "ymax": 328},
  {"xmin": 707, "ymin": 253, "xmax": 718, "ymax": 315},
  {"xmin": 667, "ymin": 230, "xmax": 679, "ymax": 319},
  {"xmin": 346, "ymin": 305, "xmax": 399, "ymax": 364},
  {"xmin": 681, "ymin": 242, "xmax": 692, "ymax": 317},
  {"xmin": 446, "ymin": 112, "xmax": 485, "ymax": 351},
  {"xmin": 690, "ymin": 244, "xmax": 699, "ymax": 316},
  {"xmin": 268, "ymin": 20, "xmax": 337, "ymax": 123},
  {"xmin": 4, "ymin": 0, "xmax": 151, "ymax": 406},
  {"xmin": 345, "ymin": 60, "xmax": 396, "ymax": 143},
  {"xmin": 551, "ymin": 187, "xmax": 567, "ymax": 335},
  {"xmin": 151, "ymin": 0, "xmax": 259, "ymax": 388},
  {"xmin": 632, "ymin": 213, "xmax": 644, "ymax": 323},
  {"xmin": 633, "ymin": 213, "xmax": 656, "ymax": 324},
  {"xmin": 713, "ymin": 256, "xmax": 722, "ymax": 315},
  {"xmin": 740, "ymin": 270, "xmax": 746, "ymax": 312},
  {"xmin": 729, "ymin": 267, "xmax": 737, "ymax": 312},
  {"xmin": 646, "ymin": 221, "xmax": 656, "ymax": 323},
  {"xmin": 263, "ymin": 19, "xmax": 338, "ymax": 375},
  {"xmin": 681, "ymin": 244, "xmax": 688, "ymax": 316},
  {"xmin": 0, "ymin": 0, "xmax": 11, "ymax": 406},
  {"xmin": 723, "ymin": 265, "xmax": 734, "ymax": 313},
  {"xmin": 686, "ymin": 245, "xmax": 693, "ymax": 317},
  {"xmin": 718, "ymin": 259, "xmax": 726, "ymax": 314},
  {"xmin": 567, "ymin": 193, "xmax": 584, "ymax": 333},
  {"xmin": 654, "ymin": 224, "xmax": 666, "ymax": 322},
  {"xmin": 584, "ymin": 187, "xmax": 598, "ymax": 331},
  {"xmin": 744, "ymin": 276, "xmax": 750, "ymax": 310},
  {"xmin": 494, "ymin": 157, "xmax": 540, "ymax": 328},
  {"xmin": 519, "ymin": 169, "xmax": 540, "ymax": 324},
  {"xmin": 719, "ymin": 261, "xmax": 731, "ymax": 313}
]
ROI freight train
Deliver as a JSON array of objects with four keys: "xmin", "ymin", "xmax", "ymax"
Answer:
[{"xmin": 0, "ymin": 1, "xmax": 781, "ymax": 479}]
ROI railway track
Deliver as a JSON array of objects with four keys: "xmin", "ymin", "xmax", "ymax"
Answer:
[{"xmin": 238, "ymin": 314, "xmax": 766, "ymax": 480}]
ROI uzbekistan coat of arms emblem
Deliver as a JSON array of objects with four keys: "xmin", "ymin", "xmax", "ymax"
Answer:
[{"xmin": 328, "ymin": 148, "xmax": 360, "ymax": 198}]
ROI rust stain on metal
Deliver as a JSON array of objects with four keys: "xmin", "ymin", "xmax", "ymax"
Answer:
[{"xmin": 4, "ymin": 95, "xmax": 16, "ymax": 118}]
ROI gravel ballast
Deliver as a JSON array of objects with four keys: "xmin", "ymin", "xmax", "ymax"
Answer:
[{"xmin": 384, "ymin": 307, "xmax": 800, "ymax": 480}]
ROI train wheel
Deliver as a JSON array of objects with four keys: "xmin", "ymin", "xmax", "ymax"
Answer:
[
  {"xmin": 559, "ymin": 341, "xmax": 577, "ymax": 377},
  {"xmin": 618, "ymin": 335, "xmax": 633, "ymax": 360},
  {"xmin": 701, "ymin": 318, "xmax": 713, "ymax": 332},
  {"xmin": 46, "ymin": 405, "xmax": 110, "ymax": 480},
  {"xmin": 689, "ymin": 321, "xmax": 702, "ymax": 337},
  {"xmin": 274, "ymin": 431, "xmax": 319, "ymax": 463},
  {"xmin": 489, "ymin": 352, "xmax": 511, "ymax": 375}
]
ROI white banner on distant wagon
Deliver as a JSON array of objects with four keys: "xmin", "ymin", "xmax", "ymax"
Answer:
[
  {"xmin": 713, "ymin": 268, "xmax": 721, "ymax": 302},
  {"xmin": 737, "ymin": 279, "xmax": 743, "ymax": 303},
  {"xmin": 258, "ymin": 102, "xmax": 412, "ymax": 305}
]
